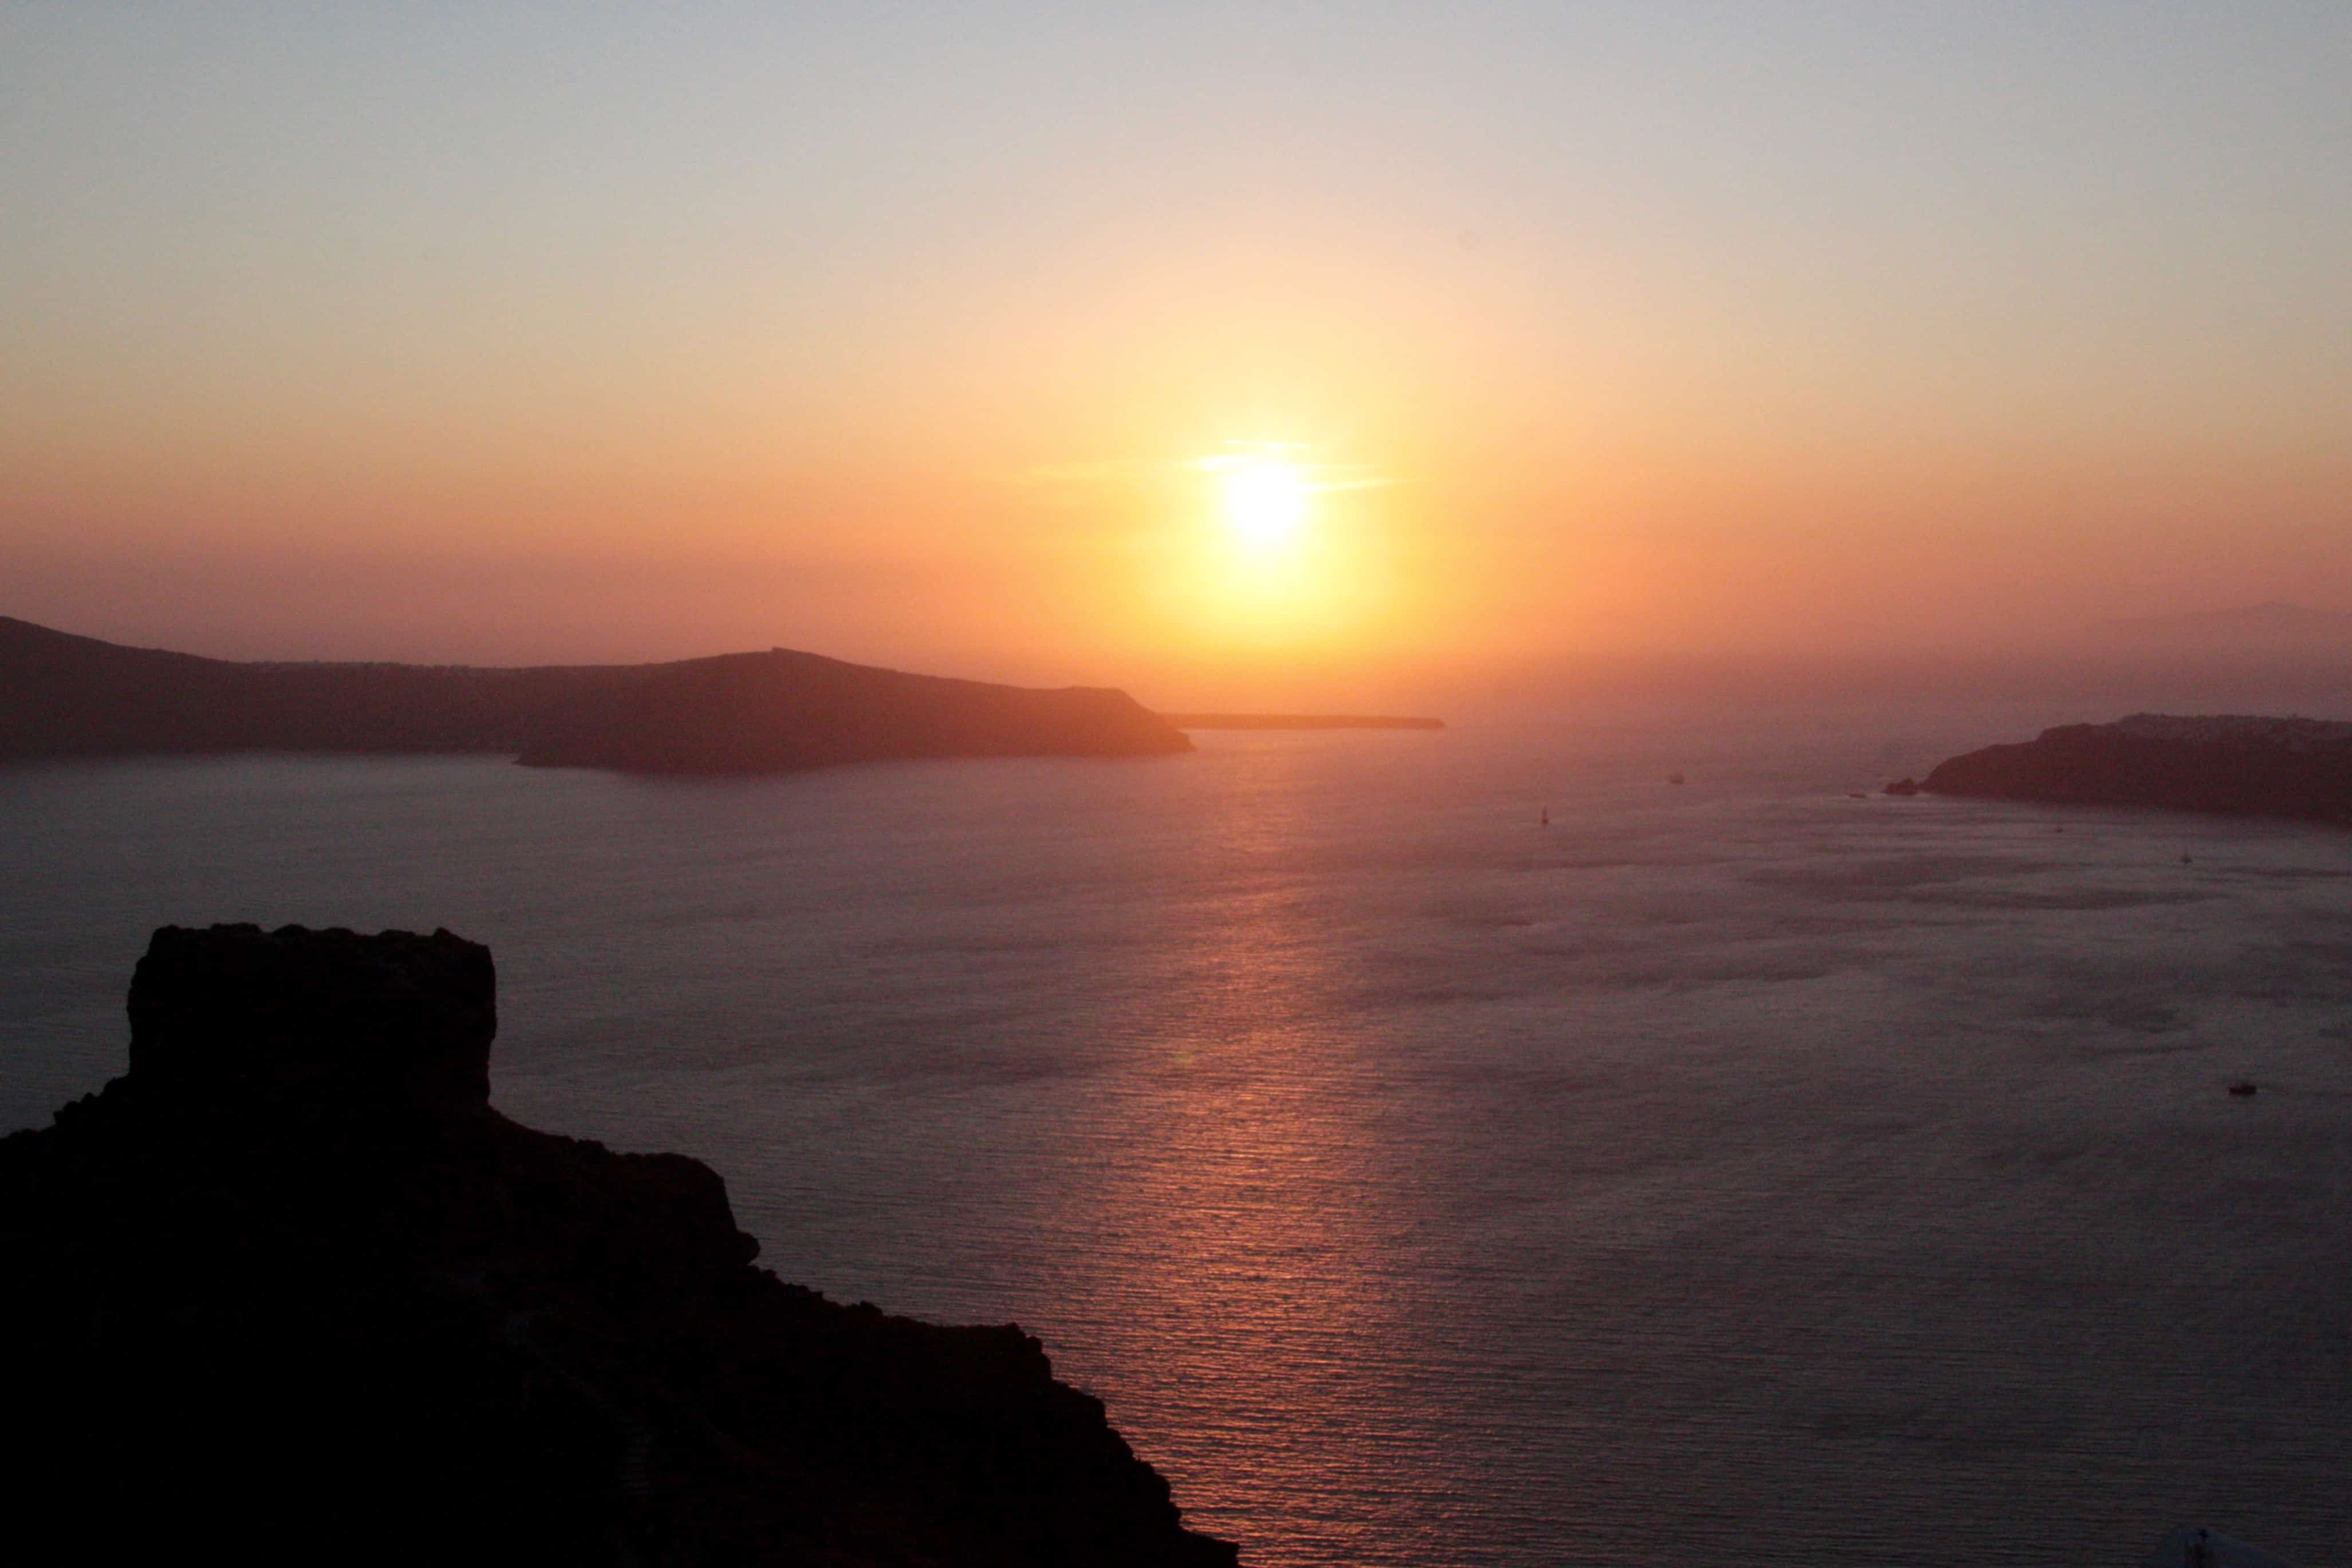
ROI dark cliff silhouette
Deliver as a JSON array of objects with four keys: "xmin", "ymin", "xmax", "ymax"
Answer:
[
  {"xmin": 0, "ymin": 616, "xmax": 1191, "ymax": 772},
  {"xmin": 1922, "ymin": 714, "xmax": 2352, "ymax": 824},
  {"xmin": 0, "ymin": 924, "xmax": 1239, "ymax": 1567}
]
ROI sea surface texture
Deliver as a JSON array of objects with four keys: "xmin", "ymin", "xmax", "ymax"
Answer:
[{"xmin": 5, "ymin": 708, "xmax": 2348, "ymax": 1566}]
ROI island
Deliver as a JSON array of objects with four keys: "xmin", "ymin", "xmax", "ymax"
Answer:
[
  {"xmin": 0, "ymin": 923, "xmax": 1240, "ymax": 1566},
  {"xmin": 0, "ymin": 615, "xmax": 1191, "ymax": 773},
  {"xmin": 1917, "ymin": 714, "xmax": 2352, "ymax": 825},
  {"xmin": 1156, "ymin": 713, "xmax": 1444, "ymax": 730},
  {"xmin": 517, "ymin": 647, "xmax": 1189, "ymax": 774}
]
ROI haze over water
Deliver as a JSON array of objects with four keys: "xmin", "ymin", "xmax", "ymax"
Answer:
[{"xmin": 7, "ymin": 714, "xmax": 2349, "ymax": 1566}]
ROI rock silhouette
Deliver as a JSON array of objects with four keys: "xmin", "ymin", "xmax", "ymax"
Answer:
[
  {"xmin": 0, "ymin": 616, "xmax": 1191, "ymax": 773},
  {"xmin": 0, "ymin": 923, "xmax": 1238, "ymax": 1567},
  {"xmin": 1922, "ymin": 714, "xmax": 2352, "ymax": 825},
  {"xmin": 516, "ymin": 647, "xmax": 1190, "ymax": 774}
]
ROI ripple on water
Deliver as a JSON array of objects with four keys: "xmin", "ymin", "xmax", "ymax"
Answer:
[{"xmin": 3, "ymin": 717, "xmax": 2350, "ymax": 1565}]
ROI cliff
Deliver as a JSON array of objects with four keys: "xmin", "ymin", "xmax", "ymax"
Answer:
[
  {"xmin": 1921, "ymin": 714, "xmax": 2352, "ymax": 824},
  {"xmin": 0, "ymin": 924, "xmax": 1239, "ymax": 1567},
  {"xmin": 0, "ymin": 616, "xmax": 1191, "ymax": 772}
]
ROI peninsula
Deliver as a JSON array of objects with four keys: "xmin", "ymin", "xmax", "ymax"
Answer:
[
  {"xmin": 1917, "ymin": 714, "xmax": 2352, "ymax": 825},
  {"xmin": 0, "ymin": 616, "xmax": 1191, "ymax": 773},
  {"xmin": 0, "ymin": 924, "xmax": 1240, "ymax": 1566},
  {"xmin": 1157, "ymin": 712, "xmax": 1444, "ymax": 731}
]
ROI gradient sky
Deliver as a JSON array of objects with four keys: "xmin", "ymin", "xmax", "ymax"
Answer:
[{"xmin": 5, "ymin": 3, "xmax": 2349, "ymax": 699}]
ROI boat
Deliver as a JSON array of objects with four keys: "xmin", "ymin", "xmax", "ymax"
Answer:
[
  {"xmin": 1668, "ymin": 771, "xmax": 1684, "ymax": 786},
  {"xmin": 2142, "ymin": 1524, "xmax": 2296, "ymax": 1566}
]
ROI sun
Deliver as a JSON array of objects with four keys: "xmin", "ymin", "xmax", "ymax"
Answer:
[{"xmin": 1220, "ymin": 460, "xmax": 1309, "ymax": 550}]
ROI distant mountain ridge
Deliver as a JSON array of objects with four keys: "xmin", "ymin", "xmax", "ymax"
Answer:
[
  {"xmin": 0, "ymin": 616, "xmax": 1191, "ymax": 773},
  {"xmin": 2101, "ymin": 602, "xmax": 2352, "ymax": 647},
  {"xmin": 515, "ymin": 646, "xmax": 1191, "ymax": 774}
]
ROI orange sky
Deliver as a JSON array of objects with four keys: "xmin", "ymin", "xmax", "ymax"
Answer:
[{"xmin": 5, "ymin": 6, "xmax": 2350, "ymax": 705}]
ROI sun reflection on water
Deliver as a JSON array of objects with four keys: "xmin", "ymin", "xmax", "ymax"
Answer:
[{"xmin": 1031, "ymin": 840, "xmax": 1471, "ymax": 1562}]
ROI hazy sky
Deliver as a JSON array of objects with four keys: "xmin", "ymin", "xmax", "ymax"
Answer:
[{"xmin": 5, "ymin": 3, "xmax": 2349, "ymax": 698}]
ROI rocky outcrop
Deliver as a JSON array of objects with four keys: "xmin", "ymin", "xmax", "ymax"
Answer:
[
  {"xmin": 1921, "ymin": 714, "xmax": 2352, "ymax": 824},
  {"xmin": 0, "ymin": 924, "xmax": 1238, "ymax": 1567},
  {"xmin": 0, "ymin": 616, "xmax": 1192, "ymax": 773},
  {"xmin": 517, "ymin": 648, "xmax": 1192, "ymax": 774}
]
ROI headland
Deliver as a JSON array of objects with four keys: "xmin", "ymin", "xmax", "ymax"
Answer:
[
  {"xmin": 1918, "ymin": 713, "xmax": 2352, "ymax": 824},
  {"xmin": 0, "ymin": 923, "xmax": 1239, "ymax": 1566},
  {"xmin": 1157, "ymin": 712, "xmax": 1444, "ymax": 731}
]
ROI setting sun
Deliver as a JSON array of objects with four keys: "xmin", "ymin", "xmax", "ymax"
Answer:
[
  {"xmin": 1152, "ymin": 446, "xmax": 1398, "ymax": 660},
  {"xmin": 1220, "ymin": 460, "xmax": 1310, "ymax": 551},
  {"xmin": 10, "ymin": 10, "xmax": 2352, "ymax": 1567}
]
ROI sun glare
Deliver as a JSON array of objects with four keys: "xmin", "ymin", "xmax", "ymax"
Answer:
[
  {"xmin": 1167, "ymin": 444, "xmax": 1390, "ymax": 652},
  {"xmin": 1221, "ymin": 460, "xmax": 1309, "ymax": 550}
]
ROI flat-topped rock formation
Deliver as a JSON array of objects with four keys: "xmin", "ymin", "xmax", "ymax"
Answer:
[
  {"xmin": 0, "ymin": 923, "xmax": 1238, "ymax": 1567},
  {"xmin": 1157, "ymin": 712, "xmax": 1444, "ymax": 731},
  {"xmin": 1920, "ymin": 713, "xmax": 2352, "ymax": 824},
  {"xmin": 0, "ymin": 616, "xmax": 1192, "ymax": 773}
]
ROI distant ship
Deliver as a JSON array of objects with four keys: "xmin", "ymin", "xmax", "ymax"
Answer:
[
  {"xmin": 2141, "ymin": 1524, "xmax": 2296, "ymax": 1567},
  {"xmin": 1668, "ymin": 771, "xmax": 1685, "ymax": 786}
]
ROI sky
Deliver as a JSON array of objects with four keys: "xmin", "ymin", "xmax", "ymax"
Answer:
[{"xmin": 4, "ymin": 3, "xmax": 2350, "ymax": 703}]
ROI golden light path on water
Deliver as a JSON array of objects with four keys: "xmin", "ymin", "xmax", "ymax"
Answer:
[
  {"xmin": 1035, "ymin": 813, "xmax": 1435, "ymax": 1562},
  {"xmin": 5, "ymin": 716, "xmax": 2351, "ymax": 1566}
]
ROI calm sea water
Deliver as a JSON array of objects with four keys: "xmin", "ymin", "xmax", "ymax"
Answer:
[{"xmin": 5, "ymin": 707, "xmax": 2349, "ymax": 1566}]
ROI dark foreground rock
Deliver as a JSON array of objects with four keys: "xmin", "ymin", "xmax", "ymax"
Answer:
[
  {"xmin": 1922, "ymin": 714, "xmax": 2352, "ymax": 825},
  {"xmin": 0, "ymin": 924, "xmax": 1238, "ymax": 1568}
]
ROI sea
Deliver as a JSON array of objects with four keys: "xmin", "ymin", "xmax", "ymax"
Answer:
[{"xmin": 5, "ymin": 703, "xmax": 2349, "ymax": 1567}]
